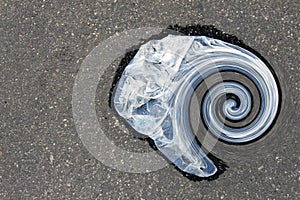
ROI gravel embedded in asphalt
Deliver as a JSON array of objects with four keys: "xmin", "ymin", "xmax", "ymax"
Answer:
[{"xmin": 1, "ymin": 0, "xmax": 299, "ymax": 199}]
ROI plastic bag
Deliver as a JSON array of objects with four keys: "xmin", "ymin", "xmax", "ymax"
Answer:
[{"xmin": 114, "ymin": 35, "xmax": 279, "ymax": 177}]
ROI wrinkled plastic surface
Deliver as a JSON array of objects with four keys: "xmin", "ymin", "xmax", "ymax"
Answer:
[{"xmin": 114, "ymin": 35, "xmax": 279, "ymax": 177}]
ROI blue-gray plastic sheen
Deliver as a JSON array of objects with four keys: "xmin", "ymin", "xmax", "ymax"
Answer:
[{"xmin": 113, "ymin": 35, "xmax": 279, "ymax": 177}]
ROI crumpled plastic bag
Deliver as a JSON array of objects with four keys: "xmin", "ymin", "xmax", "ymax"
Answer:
[{"xmin": 114, "ymin": 33, "xmax": 279, "ymax": 177}]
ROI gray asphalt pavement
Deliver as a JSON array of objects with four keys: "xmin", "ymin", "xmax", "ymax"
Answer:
[{"xmin": 1, "ymin": 0, "xmax": 299, "ymax": 199}]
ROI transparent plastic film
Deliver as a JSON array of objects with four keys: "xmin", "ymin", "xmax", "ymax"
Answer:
[{"xmin": 114, "ymin": 35, "xmax": 279, "ymax": 177}]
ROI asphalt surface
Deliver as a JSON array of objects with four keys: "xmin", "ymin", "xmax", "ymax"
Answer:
[{"xmin": 1, "ymin": 0, "xmax": 299, "ymax": 199}]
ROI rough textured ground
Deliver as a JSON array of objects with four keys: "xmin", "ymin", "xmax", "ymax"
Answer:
[{"xmin": 1, "ymin": 0, "xmax": 299, "ymax": 199}]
